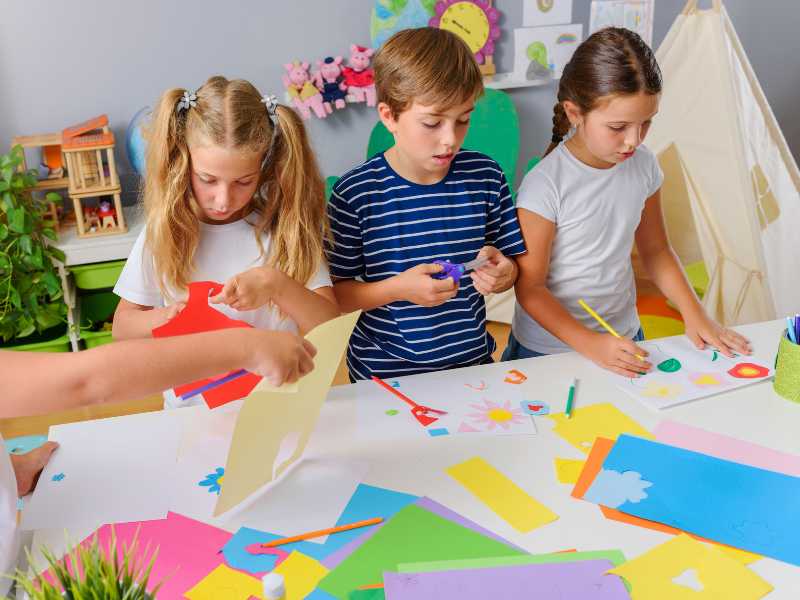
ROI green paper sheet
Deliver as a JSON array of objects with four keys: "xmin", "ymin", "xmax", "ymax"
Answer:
[
  {"xmin": 348, "ymin": 590, "xmax": 385, "ymax": 600},
  {"xmin": 396, "ymin": 549, "xmax": 627, "ymax": 573},
  {"xmin": 317, "ymin": 504, "xmax": 526, "ymax": 598}
]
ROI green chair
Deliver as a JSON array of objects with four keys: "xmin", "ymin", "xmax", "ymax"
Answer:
[{"xmin": 326, "ymin": 88, "xmax": 538, "ymax": 199}]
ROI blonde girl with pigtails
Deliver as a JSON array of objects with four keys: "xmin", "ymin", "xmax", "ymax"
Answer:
[{"xmin": 113, "ymin": 76, "xmax": 338, "ymax": 405}]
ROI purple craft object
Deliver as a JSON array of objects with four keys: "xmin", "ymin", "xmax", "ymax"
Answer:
[{"xmin": 180, "ymin": 369, "xmax": 248, "ymax": 401}]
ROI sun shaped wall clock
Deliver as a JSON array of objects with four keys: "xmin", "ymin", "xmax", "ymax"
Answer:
[{"xmin": 429, "ymin": 0, "xmax": 501, "ymax": 75}]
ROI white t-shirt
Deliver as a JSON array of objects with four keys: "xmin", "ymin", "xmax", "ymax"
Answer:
[
  {"xmin": 114, "ymin": 218, "xmax": 332, "ymax": 333},
  {"xmin": 0, "ymin": 438, "xmax": 19, "ymax": 597},
  {"xmin": 512, "ymin": 142, "xmax": 663, "ymax": 354}
]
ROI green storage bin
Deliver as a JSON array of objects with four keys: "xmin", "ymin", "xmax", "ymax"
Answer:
[
  {"xmin": 1, "ymin": 325, "xmax": 70, "ymax": 352},
  {"xmin": 79, "ymin": 291, "xmax": 119, "ymax": 349},
  {"xmin": 69, "ymin": 260, "xmax": 127, "ymax": 290}
]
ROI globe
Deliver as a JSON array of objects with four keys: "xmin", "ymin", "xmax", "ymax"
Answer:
[
  {"xmin": 125, "ymin": 106, "xmax": 150, "ymax": 177},
  {"xmin": 370, "ymin": 0, "xmax": 436, "ymax": 48}
]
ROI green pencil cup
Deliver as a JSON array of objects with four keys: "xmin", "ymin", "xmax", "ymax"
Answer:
[{"xmin": 774, "ymin": 331, "xmax": 800, "ymax": 403}]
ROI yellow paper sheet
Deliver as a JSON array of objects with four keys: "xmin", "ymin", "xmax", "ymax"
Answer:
[
  {"xmin": 272, "ymin": 551, "xmax": 329, "ymax": 599},
  {"xmin": 609, "ymin": 534, "xmax": 772, "ymax": 600},
  {"xmin": 446, "ymin": 456, "xmax": 558, "ymax": 533},
  {"xmin": 215, "ymin": 311, "xmax": 360, "ymax": 515},
  {"xmin": 548, "ymin": 402, "xmax": 652, "ymax": 454},
  {"xmin": 184, "ymin": 563, "xmax": 262, "ymax": 599},
  {"xmin": 553, "ymin": 457, "xmax": 585, "ymax": 484}
]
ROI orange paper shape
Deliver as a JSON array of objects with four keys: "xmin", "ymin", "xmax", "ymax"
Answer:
[
  {"xmin": 504, "ymin": 369, "xmax": 527, "ymax": 384},
  {"xmin": 152, "ymin": 281, "xmax": 262, "ymax": 408},
  {"xmin": 572, "ymin": 437, "xmax": 760, "ymax": 564}
]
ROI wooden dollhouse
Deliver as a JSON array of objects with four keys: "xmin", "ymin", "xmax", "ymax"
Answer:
[{"xmin": 62, "ymin": 115, "xmax": 127, "ymax": 238}]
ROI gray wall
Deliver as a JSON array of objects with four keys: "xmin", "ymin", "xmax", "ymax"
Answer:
[{"xmin": 1, "ymin": 0, "xmax": 797, "ymax": 198}]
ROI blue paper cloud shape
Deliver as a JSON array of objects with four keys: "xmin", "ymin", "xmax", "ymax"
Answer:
[{"xmin": 584, "ymin": 469, "xmax": 653, "ymax": 508}]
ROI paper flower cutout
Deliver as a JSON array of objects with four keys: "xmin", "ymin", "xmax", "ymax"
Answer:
[
  {"xmin": 727, "ymin": 363, "xmax": 770, "ymax": 379},
  {"xmin": 468, "ymin": 398, "xmax": 526, "ymax": 431},
  {"xmin": 584, "ymin": 469, "xmax": 653, "ymax": 508},
  {"xmin": 198, "ymin": 467, "xmax": 225, "ymax": 495}
]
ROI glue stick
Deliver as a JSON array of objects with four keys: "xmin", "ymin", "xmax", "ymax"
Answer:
[{"xmin": 262, "ymin": 572, "xmax": 286, "ymax": 600}]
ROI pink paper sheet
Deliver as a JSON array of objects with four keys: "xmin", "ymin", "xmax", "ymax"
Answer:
[
  {"xmin": 43, "ymin": 512, "xmax": 232, "ymax": 598},
  {"xmin": 654, "ymin": 420, "xmax": 800, "ymax": 476}
]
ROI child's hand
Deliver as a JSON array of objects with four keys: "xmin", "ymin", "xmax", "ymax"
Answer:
[
  {"xmin": 11, "ymin": 441, "xmax": 59, "ymax": 496},
  {"xmin": 245, "ymin": 331, "xmax": 317, "ymax": 386},
  {"xmin": 469, "ymin": 246, "xmax": 517, "ymax": 295},
  {"xmin": 396, "ymin": 263, "xmax": 458, "ymax": 307},
  {"xmin": 584, "ymin": 332, "xmax": 652, "ymax": 378},
  {"xmin": 210, "ymin": 267, "xmax": 281, "ymax": 312},
  {"xmin": 683, "ymin": 312, "xmax": 752, "ymax": 357}
]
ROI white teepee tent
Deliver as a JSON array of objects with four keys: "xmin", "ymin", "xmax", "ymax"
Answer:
[{"xmin": 647, "ymin": 0, "xmax": 800, "ymax": 325}]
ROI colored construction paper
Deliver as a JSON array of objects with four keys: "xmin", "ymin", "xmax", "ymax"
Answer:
[
  {"xmin": 153, "ymin": 281, "xmax": 263, "ymax": 408},
  {"xmin": 446, "ymin": 456, "xmax": 558, "ymax": 533},
  {"xmin": 655, "ymin": 420, "xmax": 800, "ymax": 476},
  {"xmin": 44, "ymin": 512, "xmax": 233, "ymax": 599},
  {"xmin": 322, "ymin": 496, "xmax": 521, "ymax": 570},
  {"xmin": 22, "ymin": 409, "xmax": 186, "ymax": 530},
  {"xmin": 317, "ymin": 504, "xmax": 525, "ymax": 599},
  {"xmin": 572, "ymin": 437, "xmax": 760, "ymax": 565},
  {"xmin": 215, "ymin": 311, "xmax": 360, "ymax": 515},
  {"xmin": 383, "ymin": 559, "xmax": 630, "ymax": 599},
  {"xmin": 590, "ymin": 434, "xmax": 800, "ymax": 565},
  {"xmin": 184, "ymin": 563, "xmax": 262, "ymax": 599},
  {"xmin": 396, "ymin": 548, "xmax": 627, "ymax": 573},
  {"xmin": 347, "ymin": 591, "xmax": 384, "ymax": 600},
  {"xmin": 554, "ymin": 457, "xmax": 586, "ymax": 484},
  {"xmin": 223, "ymin": 526, "xmax": 329, "ymax": 576},
  {"xmin": 272, "ymin": 551, "xmax": 329, "ymax": 599},
  {"xmin": 548, "ymin": 402, "xmax": 652, "ymax": 454},
  {"xmin": 325, "ymin": 484, "xmax": 418, "ymax": 552},
  {"xmin": 609, "ymin": 534, "xmax": 772, "ymax": 599}
]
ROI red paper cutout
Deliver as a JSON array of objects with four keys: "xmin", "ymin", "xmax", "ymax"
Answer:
[{"xmin": 152, "ymin": 281, "xmax": 262, "ymax": 408}]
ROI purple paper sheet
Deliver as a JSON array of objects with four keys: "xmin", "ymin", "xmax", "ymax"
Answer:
[
  {"xmin": 383, "ymin": 559, "xmax": 630, "ymax": 600},
  {"xmin": 321, "ymin": 497, "xmax": 522, "ymax": 569}
]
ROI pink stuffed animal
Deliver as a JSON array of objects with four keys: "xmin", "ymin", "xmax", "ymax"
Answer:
[
  {"xmin": 314, "ymin": 56, "xmax": 348, "ymax": 114},
  {"xmin": 342, "ymin": 45, "xmax": 376, "ymax": 107},
  {"xmin": 282, "ymin": 61, "xmax": 327, "ymax": 120}
]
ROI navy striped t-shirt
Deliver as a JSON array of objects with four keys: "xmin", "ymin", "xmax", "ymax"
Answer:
[{"xmin": 328, "ymin": 149, "xmax": 526, "ymax": 380}]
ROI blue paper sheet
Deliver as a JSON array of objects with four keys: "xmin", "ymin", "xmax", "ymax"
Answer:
[{"xmin": 590, "ymin": 434, "xmax": 800, "ymax": 566}]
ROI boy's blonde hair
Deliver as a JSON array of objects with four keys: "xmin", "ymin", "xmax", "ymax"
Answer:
[
  {"xmin": 374, "ymin": 27, "xmax": 484, "ymax": 117},
  {"xmin": 143, "ymin": 76, "xmax": 328, "ymax": 297}
]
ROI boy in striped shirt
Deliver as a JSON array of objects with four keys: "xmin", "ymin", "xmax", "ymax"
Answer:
[{"xmin": 327, "ymin": 27, "xmax": 526, "ymax": 380}]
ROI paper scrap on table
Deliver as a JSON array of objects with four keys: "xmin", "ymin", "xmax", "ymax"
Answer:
[
  {"xmin": 215, "ymin": 311, "xmax": 360, "ymax": 516},
  {"xmin": 572, "ymin": 437, "xmax": 761, "ymax": 565},
  {"xmin": 590, "ymin": 434, "xmax": 800, "ymax": 566},
  {"xmin": 184, "ymin": 563, "xmax": 262, "ymax": 599},
  {"xmin": 446, "ymin": 456, "xmax": 558, "ymax": 533},
  {"xmin": 609, "ymin": 534, "xmax": 772, "ymax": 599},
  {"xmin": 21, "ymin": 409, "xmax": 186, "ymax": 530},
  {"xmin": 548, "ymin": 402, "xmax": 652, "ymax": 454},
  {"xmin": 554, "ymin": 457, "xmax": 586, "ymax": 484},
  {"xmin": 272, "ymin": 551, "xmax": 329, "ymax": 599}
]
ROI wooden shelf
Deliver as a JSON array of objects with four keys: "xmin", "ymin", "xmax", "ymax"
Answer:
[{"xmin": 31, "ymin": 177, "xmax": 69, "ymax": 191}]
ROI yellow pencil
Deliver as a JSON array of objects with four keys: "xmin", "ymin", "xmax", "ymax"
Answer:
[{"xmin": 578, "ymin": 299, "xmax": 645, "ymax": 362}]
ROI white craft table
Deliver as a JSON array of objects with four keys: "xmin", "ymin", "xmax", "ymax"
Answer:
[{"xmin": 20, "ymin": 319, "xmax": 800, "ymax": 598}]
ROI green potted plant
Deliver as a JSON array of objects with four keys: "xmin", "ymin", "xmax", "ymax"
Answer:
[
  {"xmin": 0, "ymin": 144, "xmax": 68, "ymax": 349},
  {"xmin": 11, "ymin": 531, "xmax": 162, "ymax": 599}
]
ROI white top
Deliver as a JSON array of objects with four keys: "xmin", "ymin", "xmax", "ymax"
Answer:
[
  {"xmin": 512, "ymin": 142, "xmax": 663, "ymax": 354},
  {"xmin": 114, "ymin": 217, "xmax": 332, "ymax": 334},
  {"xmin": 0, "ymin": 437, "xmax": 18, "ymax": 597}
]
